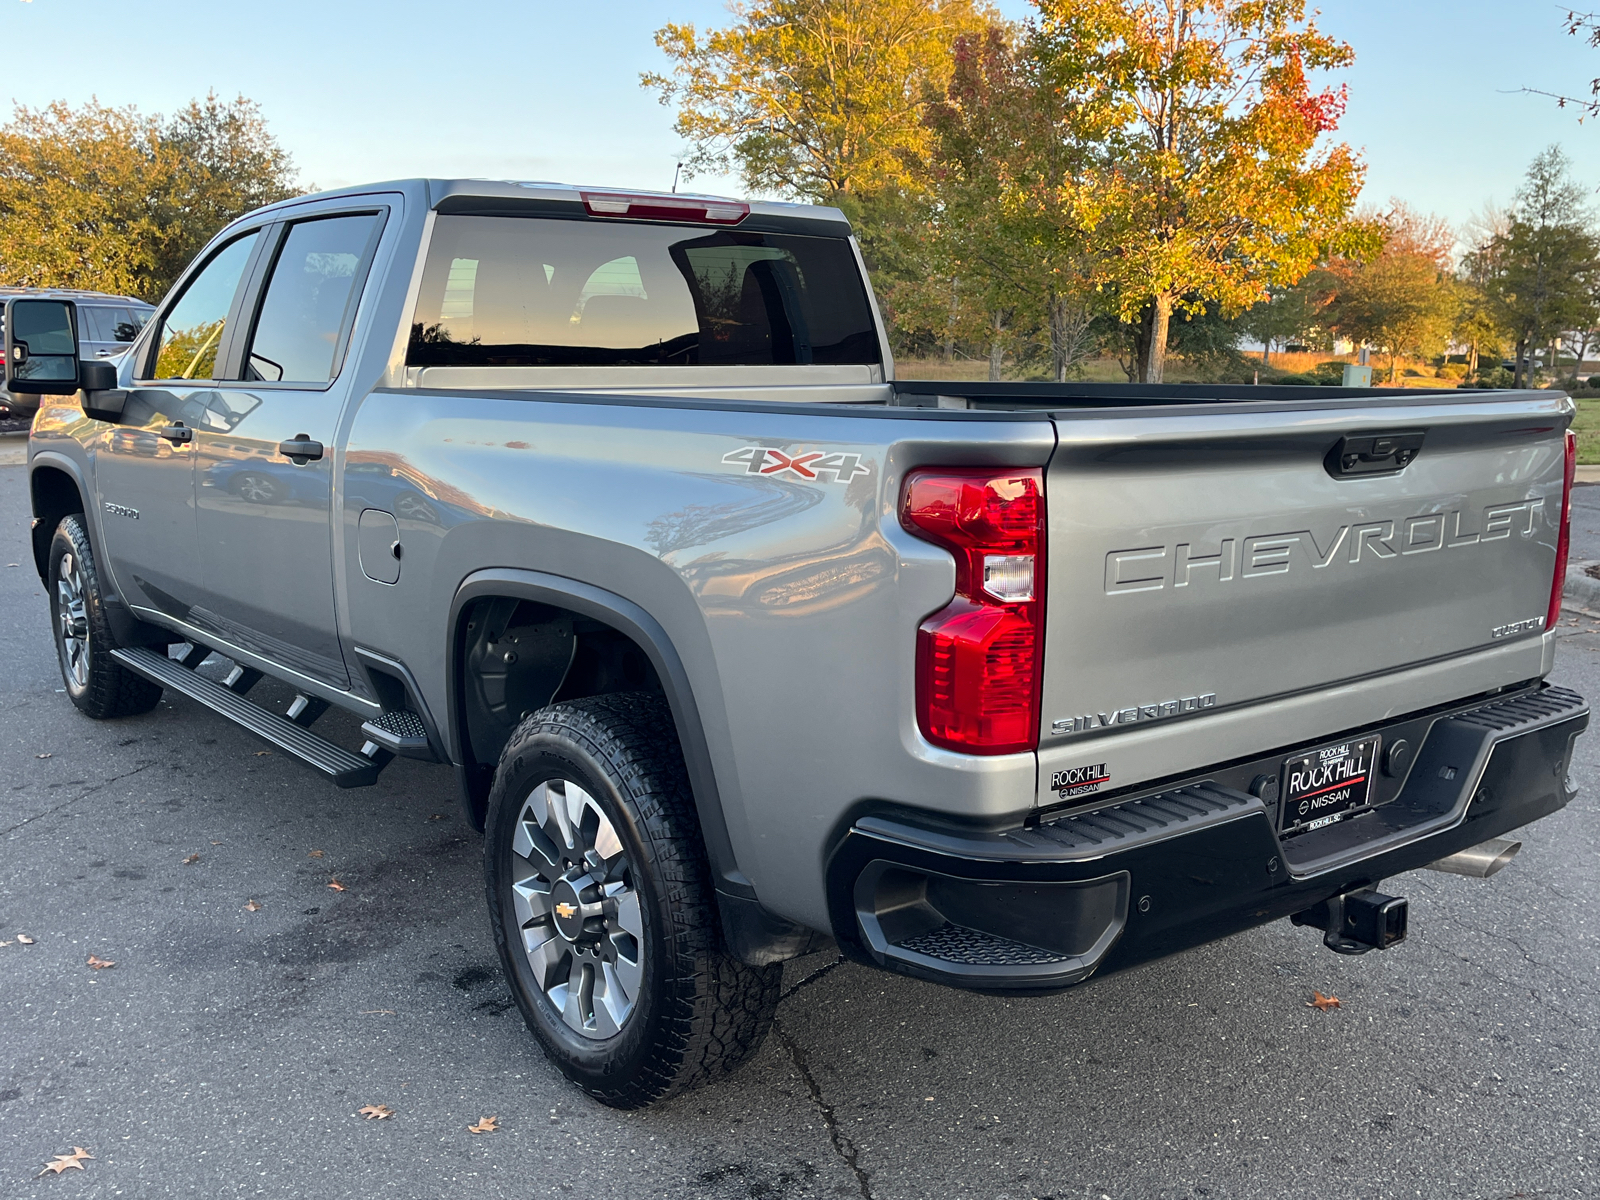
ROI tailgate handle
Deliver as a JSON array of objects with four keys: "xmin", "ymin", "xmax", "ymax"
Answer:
[{"xmin": 1325, "ymin": 429, "xmax": 1424, "ymax": 478}]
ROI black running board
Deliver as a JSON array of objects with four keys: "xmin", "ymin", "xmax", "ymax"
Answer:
[{"xmin": 111, "ymin": 646, "xmax": 382, "ymax": 787}]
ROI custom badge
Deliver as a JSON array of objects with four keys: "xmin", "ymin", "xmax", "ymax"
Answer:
[
  {"xmin": 1050, "ymin": 763, "xmax": 1110, "ymax": 799},
  {"xmin": 722, "ymin": 446, "xmax": 871, "ymax": 483}
]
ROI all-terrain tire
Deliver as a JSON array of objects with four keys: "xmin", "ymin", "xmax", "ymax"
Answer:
[
  {"xmin": 48, "ymin": 514, "xmax": 164, "ymax": 719},
  {"xmin": 484, "ymin": 692, "xmax": 781, "ymax": 1109}
]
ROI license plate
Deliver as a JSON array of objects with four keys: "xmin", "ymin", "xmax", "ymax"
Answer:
[{"xmin": 1280, "ymin": 736, "xmax": 1380, "ymax": 834}]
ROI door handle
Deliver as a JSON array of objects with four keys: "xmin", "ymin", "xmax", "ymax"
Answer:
[
  {"xmin": 157, "ymin": 423, "xmax": 192, "ymax": 444},
  {"xmin": 277, "ymin": 434, "xmax": 324, "ymax": 464}
]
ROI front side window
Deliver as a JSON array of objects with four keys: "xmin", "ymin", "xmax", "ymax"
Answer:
[
  {"xmin": 407, "ymin": 215, "xmax": 880, "ymax": 368},
  {"xmin": 149, "ymin": 232, "xmax": 260, "ymax": 380},
  {"xmin": 244, "ymin": 213, "xmax": 381, "ymax": 383}
]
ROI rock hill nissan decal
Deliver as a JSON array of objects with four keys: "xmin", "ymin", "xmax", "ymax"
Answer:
[{"xmin": 1103, "ymin": 498, "xmax": 1546, "ymax": 595}]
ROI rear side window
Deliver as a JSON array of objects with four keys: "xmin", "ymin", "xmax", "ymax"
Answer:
[
  {"xmin": 83, "ymin": 306, "xmax": 148, "ymax": 343},
  {"xmin": 408, "ymin": 215, "xmax": 880, "ymax": 368},
  {"xmin": 244, "ymin": 213, "xmax": 382, "ymax": 383},
  {"xmin": 148, "ymin": 232, "xmax": 260, "ymax": 380}
]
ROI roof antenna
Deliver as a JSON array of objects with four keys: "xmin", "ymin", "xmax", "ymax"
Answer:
[{"xmin": 671, "ymin": 162, "xmax": 683, "ymax": 194}]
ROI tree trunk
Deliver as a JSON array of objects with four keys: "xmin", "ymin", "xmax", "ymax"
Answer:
[
  {"xmin": 1262, "ymin": 338, "xmax": 1271, "ymax": 364},
  {"xmin": 1467, "ymin": 343, "xmax": 1478, "ymax": 378},
  {"xmin": 942, "ymin": 276, "xmax": 958, "ymax": 363},
  {"xmin": 987, "ymin": 310, "xmax": 1005, "ymax": 382},
  {"xmin": 1140, "ymin": 294, "xmax": 1173, "ymax": 384},
  {"xmin": 1514, "ymin": 335, "xmax": 1529, "ymax": 388}
]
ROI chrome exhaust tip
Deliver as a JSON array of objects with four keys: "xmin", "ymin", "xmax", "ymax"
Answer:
[{"xmin": 1422, "ymin": 837, "xmax": 1521, "ymax": 879}]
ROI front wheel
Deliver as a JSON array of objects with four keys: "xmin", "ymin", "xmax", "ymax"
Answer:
[
  {"xmin": 48, "ymin": 514, "xmax": 163, "ymax": 719},
  {"xmin": 484, "ymin": 693, "xmax": 781, "ymax": 1109}
]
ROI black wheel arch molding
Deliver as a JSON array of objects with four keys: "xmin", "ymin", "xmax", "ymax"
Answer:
[
  {"xmin": 29, "ymin": 453, "xmax": 168, "ymax": 649},
  {"xmin": 446, "ymin": 568, "xmax": 822, "ymax": 964}
]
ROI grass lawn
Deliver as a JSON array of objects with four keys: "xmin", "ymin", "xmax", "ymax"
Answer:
[{"xmin": 1573, "ymin": 396, "xmax": 1600, "ymax": 464}]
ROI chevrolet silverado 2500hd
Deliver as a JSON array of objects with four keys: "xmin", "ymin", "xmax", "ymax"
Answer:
[{"xmin": 4, "ymin": 179, "xmax": 1587, "ymax": 1109}]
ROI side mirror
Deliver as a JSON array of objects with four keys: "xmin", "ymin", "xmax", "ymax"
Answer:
[{"xmin": 4, "ymin": 298, "xmax": 82, "ymax": 394}]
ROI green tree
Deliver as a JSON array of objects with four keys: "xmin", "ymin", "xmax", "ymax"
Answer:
[
  {"xmin": 919, "ymin": 23, "xmax": 1101, "ymax": 380},
  {"xmin": 643, "ymin": 0, "xmax": 992, "ymax": 200},
  {"xmin": 1241, "ymin": 279, "xmax": 1326, "ymax": 361},
  {"xmin": 149, "ymin": 94, "xmax": 301, "ymax": 297},
  {"xmin": 1322, "ymin": 250, "xmax": 1459, "ymax": 383},
  {"xmin": 1030, "ymin": 0, "xmax": 1367, "ymax": 382},
  {"xmin": 0, "ymin": 94, "xmax": 299, "ymax": 302},
  {"xmin": 1467, "ymin": 146, "xmax": 1600, "ymax": 387}
]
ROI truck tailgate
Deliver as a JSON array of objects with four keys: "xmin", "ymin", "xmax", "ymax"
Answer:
[{"xmin": 1039, "ymin": 393, "xmax": 1570, "ymax": 750}]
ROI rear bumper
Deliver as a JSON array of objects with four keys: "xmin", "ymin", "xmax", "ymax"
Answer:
[{"xmin": 826, "ymin": 684, "xmax": 1588, "ymax": 991}]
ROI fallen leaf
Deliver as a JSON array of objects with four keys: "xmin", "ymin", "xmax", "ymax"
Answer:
[
  {"xmin": 211, "ymin": 841, "xmax": 222, "ymax": 845},
  {"xmin": 359, "ymin": 1009, "xmax": 396, "ymax": 1015},
  {"xmin": 307, "ymin": 849, "xmax": 324, "ymax": 859},
  {"xmin": 467, "ymin": 1115, "xmax": 499, "ymax": 1135},
  {"xmin": 244, "ymin": 899, "xmax": 262, "ymax": 912},
  {"xmin": 6, "ymin": 562, "xmax": 18, "ymax": 567},
  {"xmin": 255, "ymin": 750, "xmax": 272, "ymax": 756},
  {"xmin": 1307, "ymin": 990, "xmax": 1341, "ymax": 1011},
  {"xmin": 328, "ymin": 878, "xmax": 346, "ymax": 892},
  {"xmin": 37, "ymin": 1148, "xmax": 92, "ymax": 1176},
  {"xmin": 358, "ymin": 1104, "xmax": 393, "ymax": 1120},
  {"xmin": 36, "ymin": 753, "xmax": 52, "ymax": 759},
  {"xmin": 182, "ymin": 853, "xmax": 200, "ymax": 865},
  {"xmin": 0, "ymin": 940, "xmax": 11, "ymax": 947},
  {"xmin": 87, "ymin": 955, "xmax": 115, "ymax": 970},
  {"xmin": 17, "ymin": 934, "xmax": 35, "ymax": 945},
  {"xmin": 428, "ymin": 814, "xmax": 445, "ymax": 821}
]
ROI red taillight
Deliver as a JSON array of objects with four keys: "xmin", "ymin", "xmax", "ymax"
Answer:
[
  {"xmin": 901, "ymin": 468, "xmax": 1045, "ymax": 755},
  {"xmin": 1547, "ymin": 428, "xmax": 1577, "ymax": 633},
  {"xmin": 579, "ymin": 191, "xmax": 749, "ymax": 224}
]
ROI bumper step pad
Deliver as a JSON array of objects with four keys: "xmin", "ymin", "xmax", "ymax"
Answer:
[{"xmin": 111, "ymin": 646, "xmax": 383, "ymax": 788}]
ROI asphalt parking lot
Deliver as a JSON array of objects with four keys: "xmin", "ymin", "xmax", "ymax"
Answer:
[{"xmin": 2, "ymin": 449, "xmax": 1597, "ymax": 1200}]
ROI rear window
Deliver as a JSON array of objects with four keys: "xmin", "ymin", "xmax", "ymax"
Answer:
[{"xmin": 408, "ymin": 215, "xmax": 880, "ymax": 368}]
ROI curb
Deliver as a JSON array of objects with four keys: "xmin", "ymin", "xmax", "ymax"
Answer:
[{"xmin": 1564, "ymin": 560, "xmax": 1600, "ymax": 613}]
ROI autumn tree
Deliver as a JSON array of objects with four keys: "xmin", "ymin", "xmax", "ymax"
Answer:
[
  {"xmin": 1466, "ymin": 146, "xmax": 1600, "ymax": 387},
  {"xmin": 0, "ymin": 94, "xmax": 299, "ymax": 302},
  {"xmin": 1030, "ymin": 0, "xmax": 1366, "ymax": 382},
  {"xmin": 643, "ymin": 0, "xmax": 992, "ymax": 200}
]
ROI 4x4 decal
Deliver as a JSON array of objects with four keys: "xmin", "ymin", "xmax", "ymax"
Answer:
[{"xmin": 722, "ymin": 445, "xmax": 871, "ymax": 483}]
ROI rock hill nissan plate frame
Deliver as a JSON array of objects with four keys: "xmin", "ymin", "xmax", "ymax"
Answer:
[{"xmin": 1280, "ymin": 736, "xmax": 1381, "ymax": 835}]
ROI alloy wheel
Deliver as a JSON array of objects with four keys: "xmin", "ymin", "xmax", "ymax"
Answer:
[
  {"xmin": 56, "ymin": 551, "xmax": 90, "ymax": 690},
  {"xmin": 509, "ymin": 778, "xmax": 644, "ymax": 1039}
]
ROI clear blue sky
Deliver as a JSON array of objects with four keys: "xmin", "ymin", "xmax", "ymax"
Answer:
[{"xmin": 2, "ymin": 0, "xmax": 1593, "ymax": 240}]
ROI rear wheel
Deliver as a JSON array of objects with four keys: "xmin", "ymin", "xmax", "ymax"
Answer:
[
  {"xmin": 49, "ymin": 515, "xmax": 163, "ymax": 719},
  {"xmin": 484, "ymin": 693, "xmax": 780, "ymax": 1108}
]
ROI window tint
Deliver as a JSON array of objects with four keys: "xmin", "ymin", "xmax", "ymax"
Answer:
[
  {"xmin": 149, "ymin": 232, "xmax": 260, "ymax": 380},
  {"xmin": 81, "ymin": 307, "xmax": 115, "ymax": 342},
  {"xmin": 245, "ymin": 214, "xmax": 381, "ymax": 383},
  {"xmin": 408, "ymin": 216, "xmax": 880, "ymax": 368}
]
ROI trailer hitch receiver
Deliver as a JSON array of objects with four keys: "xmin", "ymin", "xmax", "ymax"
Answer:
[{"xmin": 1291, "ymin": 888, "xmax": 1408, "ymax": 956}]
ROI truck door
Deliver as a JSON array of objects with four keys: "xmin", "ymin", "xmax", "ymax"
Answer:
[
  {"xmin": 98, "ymin": 230, "xmax": 263, "ymax": 622},
  {"xmin": 190, "ymin": 210, "xmax": 385, "ymax": 689}
]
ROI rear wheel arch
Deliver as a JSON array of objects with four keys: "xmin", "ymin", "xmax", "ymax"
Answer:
[{"xmin": 446, "ymin": 570, "xmax": 744, "ymax": 898}]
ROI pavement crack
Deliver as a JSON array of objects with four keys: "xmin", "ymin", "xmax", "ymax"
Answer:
[
  {"xmin": 780, "ymin": 954, "xmax": 844, "ymax": 1001},
  {"xmin": 1, "ymin": 761, "xmax": 154, "ymax": 838},
  {"xmin": 771, "ymin": 1015, "xmax": 873, "ymax": 1200}
]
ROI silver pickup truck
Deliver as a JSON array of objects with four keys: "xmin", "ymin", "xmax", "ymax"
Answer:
[{"xmin": 5, "ymin": 179, "xmax": 1588, "ymax": 1109}]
